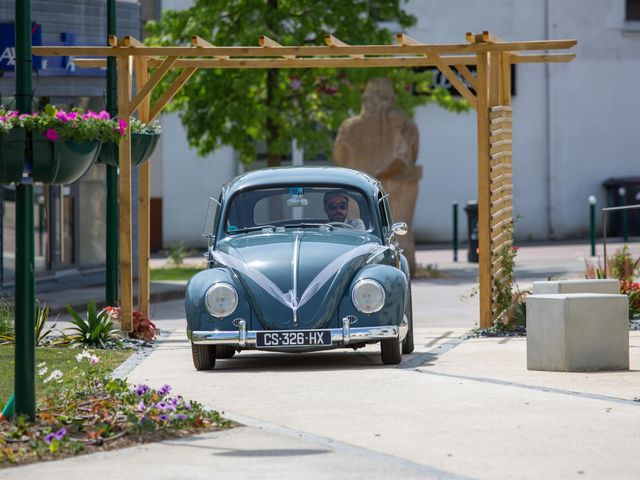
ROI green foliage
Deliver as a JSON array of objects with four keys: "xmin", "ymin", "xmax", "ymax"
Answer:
[
  {"xmin": 64, "ymin": 301, "xmax": 119, "ymax": 348},
  {"xmin": 0, "ymin": 293, "xmax": 13, "ymax": 344},
  {"xmin": 167, "ymin": 242, "xmax": 190, "ymax": 266},
  {"xmin": 609, "ymin": 245, "xmax": 640, "ymax": 282},
  {"xmin": 35, "ymin": 301, "xmax": 57, "ymax": 346},
  {"xmin": 144, "ymin": 0, "xmax": 469, "ymax": 165},
  {"xmin": 150, "ymin": 267, "xmax": 203, "ymax": 281}
]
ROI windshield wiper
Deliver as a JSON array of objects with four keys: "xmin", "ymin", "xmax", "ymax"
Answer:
[
  {"xmin": 282, "ymin": 223, "xmax": 325, "ymax": 229},
  {"xmin": 228, "ymin": 225, "xmax": 277, "ymax": 234}
]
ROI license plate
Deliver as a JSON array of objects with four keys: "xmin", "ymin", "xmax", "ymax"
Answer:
[{"xmin": 256, "ymin": 330, "xmax": 332, "ymax": 348}]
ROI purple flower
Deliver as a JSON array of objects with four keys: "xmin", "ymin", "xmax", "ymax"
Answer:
[
  {"xmin": 54, "ymin": 428, "xmax": 67, "ymax": 441},
  {"xmin": 174, "ymin": 414, "xmax": 187, "ymax": 421},
  {"xmin": 156, "ymin": 401, "xmax": 168, "ymax": 411},
  {"xmin": 157, "ymin": 384, "xmax": 172, "ymax": 396},
  {"xmin": 184, "ymin": 401, "xmax": 192, "ymax": 410},
  {"xmin": 134, "ymin": 384, "xmax": 150, "ymax": 396},
  {"xmin": 137, "ymin": 400, "xmax": 146, "ymax": 412},
  {"xmin": 44, "ymin": 433, "xmax": 55, "ymax": 445},
  {"xmin": 45, "ymin": 129, "xmax": 59, "ymax": 141},
  {"xmin": 158, "ymin": 414, "xmax": 169, "ymax": 421}
]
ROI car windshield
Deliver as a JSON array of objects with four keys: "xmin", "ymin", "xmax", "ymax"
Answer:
[{"xmin": 224, "ymin": 186, "xmax": 372, "ymax": 234}]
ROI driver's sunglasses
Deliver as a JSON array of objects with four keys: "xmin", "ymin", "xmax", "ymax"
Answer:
[{"xmin": 327, "ymin": 201, "xmax": 348, "ymax": 211}]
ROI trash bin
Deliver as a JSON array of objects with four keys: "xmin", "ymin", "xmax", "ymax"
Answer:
[
  {"xmin": 464, "ymin": 201, "xmax": 479, "ymax": 263},
  {"xmin": 602, "ymin": 177, "xmax": 640, "ymax": 237}
]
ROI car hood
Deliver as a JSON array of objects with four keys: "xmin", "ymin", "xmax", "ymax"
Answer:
[{"xmin": 214, "ymin": 230, "xmax": 385, "ymax": 329}]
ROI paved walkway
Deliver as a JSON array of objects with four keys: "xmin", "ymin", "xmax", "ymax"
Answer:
[{"xmin": 3, "ymin": 240, "xmax": 640, "ymax": 479}]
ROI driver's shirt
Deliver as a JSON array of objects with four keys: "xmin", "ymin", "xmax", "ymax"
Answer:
[{"xmin": 346, "ymin": 217, "xmax": 366, "ymax": 230}]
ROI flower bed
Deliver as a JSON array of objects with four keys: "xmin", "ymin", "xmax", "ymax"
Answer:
[{"xmin": 0, "ymin": 350, "xmax": 232, "ymax": 467}]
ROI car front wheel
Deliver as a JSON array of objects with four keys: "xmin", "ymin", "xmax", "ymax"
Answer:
[
  {"xmin": 380, "ymin": 337, "xmax": 402, "ymax": 365},
  {"xmin": 191, "ymin": 342, "xmax": 216, "ymax": 370}
]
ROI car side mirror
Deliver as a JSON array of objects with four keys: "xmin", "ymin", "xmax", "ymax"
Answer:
[{"xmin": 391, "ymin": 222, "xmax": 408, "ymax": 236}]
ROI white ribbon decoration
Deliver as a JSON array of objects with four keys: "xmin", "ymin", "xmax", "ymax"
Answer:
[{"xmin": 212, "ymin": 244, "xmax": 388, "ymax": 313}]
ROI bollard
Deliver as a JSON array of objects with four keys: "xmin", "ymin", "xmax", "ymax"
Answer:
[
  {"xmin": 452, "ymin": 201, "xmax": 458, "ymax": 262},
  {"xmin": 619, "ymin": 187, "xmax": 628, "ymax": 242},
  {"xmin": 588, "ymin": 195, "xmax": 596, "ymax": 257}
]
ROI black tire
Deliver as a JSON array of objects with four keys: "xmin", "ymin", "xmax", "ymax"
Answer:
[
  {"xmin": 381, "ymin": 337, "xmax": 402, "ymax": 365},
  {"xmin": 216, "ymin": 345, "xmax": 236, "ymax": 359},
  {"xmin": 402, "ymin": 294, "xmax": 415, "ymax": 354},
  {"xmin": 191, "ymin": 342, "xmax": 216, "ymax": 370}
]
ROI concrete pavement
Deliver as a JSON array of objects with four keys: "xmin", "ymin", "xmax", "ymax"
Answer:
[{"xmin": 2, "ymin": 241, "xmax": 640, "ymax": 479}]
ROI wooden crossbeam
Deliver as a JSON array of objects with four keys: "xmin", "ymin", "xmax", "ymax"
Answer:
[
  {"xmin": 259, "ymin": 35, "xmax": 295, "ymax": 59},
  {"xmin": 325, "ymin": 34, "xmax": 364, "ymax": 59},
  {"xmin": 455, "ymin": 64, "xmax": 477, "ymax": 91},
  {"xmin": 122, "ymin": 35, "xmax": 144, "ymax": 47},
  {"xmin": 32, "ymin": 39, "xmax": 577, "ymax": 59},
  {"xmin": 108, "ymin": 35, "xmax": 118, "ymax": 47},
  {"xmin": 149, "ymin": 67, "xmax": 198, "ymax": 123},
  {"xmin": 130, "ymin": 56, "xmax": 178, "ymax": 115},
  {"xmin": 397, "ymin": 33, "xmax": 478, "ymax": 110},
  {"xmin": 191, "ymin": 35, "xmax": 229, "ymax": 60}
]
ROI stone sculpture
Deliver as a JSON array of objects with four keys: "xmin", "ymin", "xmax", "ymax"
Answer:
[{"xmin": 333, "ymin": 77, "xmax": 421, "ymax": 274}]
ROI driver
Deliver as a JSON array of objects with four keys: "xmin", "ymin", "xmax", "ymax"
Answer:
[{"xmin": 323, "ymin": 191, "xmax": 365, "ymax": 230}]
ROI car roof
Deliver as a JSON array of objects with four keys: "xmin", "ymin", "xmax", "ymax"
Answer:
[{"xmin": 220, "ymin": 166, "xmax": 382, "ymax": 200}]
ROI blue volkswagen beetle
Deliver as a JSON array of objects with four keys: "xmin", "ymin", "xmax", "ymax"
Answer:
[{"xmin": 186, "ymin": 166, "xmax": 414, "ymax": 370}]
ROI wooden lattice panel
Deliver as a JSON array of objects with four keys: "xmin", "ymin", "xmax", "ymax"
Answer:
[{"xmin": 488, "ymin": 106, "xmax": 513, "ymax": 319}]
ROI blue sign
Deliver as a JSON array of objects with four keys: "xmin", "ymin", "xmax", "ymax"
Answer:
[
  {"xmin": 0, "ymin": 22, "xmax": 104, "ymax": 77},
  {"xmin": 0, "ymin": 22, "xmax": 42, "ymax": 71}
]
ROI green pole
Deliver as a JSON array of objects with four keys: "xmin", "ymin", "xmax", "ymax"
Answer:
[
  {"xmin": 589, "ymin": 195, "xmax": 596, "ymax": 257},
  {"xmin": 106, "ymin": 0, "xmax": 119, "ymax": 306},
  {"xmin": 619, "ymin": 187, "xmax": 628, "ymax": 243},
  {"xmin": 452, "ymin": 201, "xmax": 458, "ymax": 262},
  {"xmin": 15, "ymin": 0, "xmax": 36, "ymax": 420}
]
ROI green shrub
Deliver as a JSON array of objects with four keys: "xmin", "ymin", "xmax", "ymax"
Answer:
[{"xmin": 64, "ymin": 301, "xmax": 119, "ymax": 348}]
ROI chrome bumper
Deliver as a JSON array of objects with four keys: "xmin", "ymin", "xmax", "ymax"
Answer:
[{"xmin": 191, "ymin": 317, "xmax": 407, "ymax": 348}]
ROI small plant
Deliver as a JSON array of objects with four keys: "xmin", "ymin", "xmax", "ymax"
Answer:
[
  {"xmin": 64, "ymin": 301, "xmax": 119, "ymax": 348},
  {"xmin": 104, "ymin": 306, "xmax": 157, "ymax": 341},
  {"xmin": 167, "ymin": 242, "xmax": 189, "ymax": 267},
  {"xmin": 35, "ymin": 301, "xmax": 57, "ymax": 346}
]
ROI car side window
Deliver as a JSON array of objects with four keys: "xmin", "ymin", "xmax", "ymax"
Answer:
[{"xmin": 378, "ymin": 192, "xmax": 391, "ymax": 234}]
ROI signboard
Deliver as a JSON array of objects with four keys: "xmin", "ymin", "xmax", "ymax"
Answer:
[
  {"xmin": 0, "ymin": 23, "xmax": 104, "ymax": 77},
  {"xmin": 0, "ymin": 22, "xmax": 42, "ymax": 71},
  {"xmin": 412, "ymin": 65, "xmax": 517, "ymax": 97}
]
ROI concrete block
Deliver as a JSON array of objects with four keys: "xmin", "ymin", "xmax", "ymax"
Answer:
[
  {"xmin": 532, "ymin": 279, "xmax": 619, "ymax": 295},
  {"xmin": 527, "ymin": 294, "xmax": 629, "ymax": 372}
]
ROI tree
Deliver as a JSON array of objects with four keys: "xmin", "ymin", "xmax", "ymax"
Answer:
[{"xmin": 145, "ymin": 0, "xmax": 468, "ymax": 167}]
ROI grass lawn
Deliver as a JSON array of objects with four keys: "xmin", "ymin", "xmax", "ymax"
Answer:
[
  {"xmin": 150, "ymin": 267, "xmax": 203, "ymax": 281},
  {"xmin": 0, "ymin": 346, "xmax": 132, "ymax": 410}
]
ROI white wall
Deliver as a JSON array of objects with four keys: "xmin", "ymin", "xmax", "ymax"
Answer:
[{"xmin": 160, "ymin": 112, "xmax": 236, "ymax": 247}]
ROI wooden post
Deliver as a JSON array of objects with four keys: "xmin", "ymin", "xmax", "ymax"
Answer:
[
  {"xmin": 135, "ymin": 57, "xmax": 152, "ymax": 318},
  {"xmin": 117, "ymin": 54, "xmax": 133, "ymax": 332},
  {"xmin": 476, "ymin": 51, "xmax": 491, "ymax": 328}
]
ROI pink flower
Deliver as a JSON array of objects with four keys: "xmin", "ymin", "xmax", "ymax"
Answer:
[
  {"xmin": 65, "ymin": 112, "xmax": 78, "ymax": 121},
  {"xmin": 0, "ymin": 116, "xmax": 5, "ymax": 122},
  {"xmin": 45, "ymin": 129, "xmax": 59, "ymax": 141},
  {"xmin": 98, "ymin": 111, "xmax": 111, "ymax": 120},
  {"xmin": 8, "ymin": 111, "xmax": 17, "ymax": 118},
  {"xmin": 118, "ymin": 119, "xmax": 127, "ymax": 135},
  {"xmin": 82, "ymin": 113, "xmax": 91, "ymax": 120},
  {"xmin": 55, "ymin": 111, "xmax": 68, "ymax": 122}
]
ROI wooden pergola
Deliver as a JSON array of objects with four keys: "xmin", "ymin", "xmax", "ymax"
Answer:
[{"xmin": 33, "ymin": 31, "xmax": 576, "ymax": 329}]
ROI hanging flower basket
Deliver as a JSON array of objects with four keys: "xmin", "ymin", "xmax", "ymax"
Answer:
[
  {"xmin": 97, "ymin": 132, "xmax": 160, "ymax": 167},
  {"xmin": 0, "ymin": 127, "xmax": 27, "ymax": 184},
  {"xmin": 30, "ymin": 132, "xmax": 101, "ymax": 184}
]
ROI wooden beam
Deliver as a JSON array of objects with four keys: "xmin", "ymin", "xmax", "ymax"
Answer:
[
  {"xmin": 148, "ymin": 67, "xmax": 198, "ymax": 123},
  {"xmin": 117, "ymin": 55, "xmax": 133, "ymax": 332},
  {"xmin": 325, "ymin": 34, "xmax": 364, "ymax": 59},
  {"xmin": 122, "ymin": 35, "xmax": 144, "ymax": 47},
  {"xmin": 191, "ymin": 35, "xmax": 229, "ymax": 60},
  {"xmin": 511, "ymin": 53, "xmax": 575, "ymax": 63},
  {"xmin": 455, "ymin": 64, "xmax": 477, "ymax": 91},
  {"xmin": 31, "ymin": 39, "xmax": 578, "ymax": 59},
  {"xmin": 74, "ymin": 55, "xmax": 480, "ymax": 69},
  {"xmin": 259, "ymin": 35, "xmax": 295, "ymax": 59},
  {"xmin": 130, "ymin": 56, "xmax": 178, "ymax": 115},
  {"xmin": 397, "ymin": 33, "xmax": 478, "ymax": 109},
  {"xmin": 108, "ymin": 35, "xmax": 118, "ymax": 47},
  {"xmin": 135, "ymin": 56, "xmax": 152, "ymax": 319}
]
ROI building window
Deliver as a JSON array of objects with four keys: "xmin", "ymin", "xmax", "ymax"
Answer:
[{"xmin": 627, "ymin": 0, "xmax": 640, "ymax": 21}]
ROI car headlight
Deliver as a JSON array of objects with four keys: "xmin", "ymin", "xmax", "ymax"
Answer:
[
  {"xmin": 205, "ymin": 282, "xmax": 238, "ymax": 318},
  {"xmin": 352, "ymin": 279, "xmax": 385, "ymax": 314}
]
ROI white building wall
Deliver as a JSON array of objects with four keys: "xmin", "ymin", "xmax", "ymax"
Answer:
[{"xmin": 160, "ymin": 112, "xmax": 236, "ymax": 247}]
